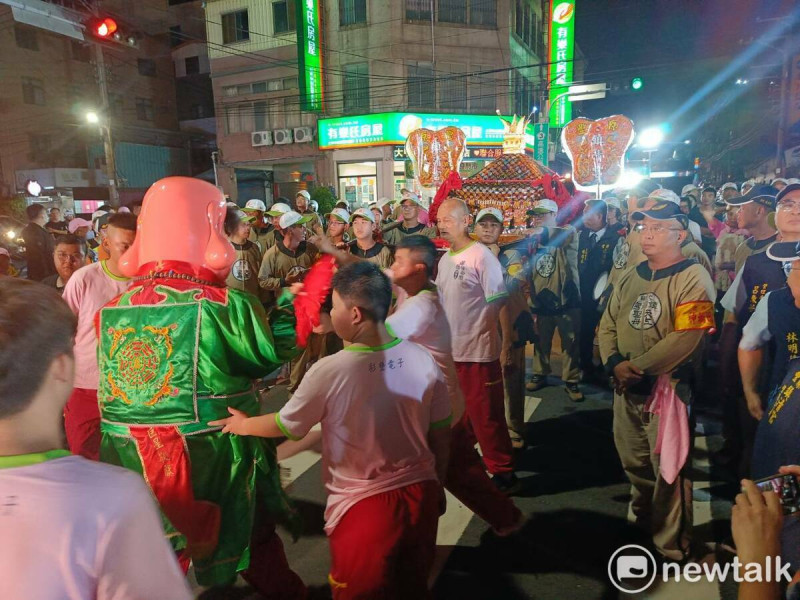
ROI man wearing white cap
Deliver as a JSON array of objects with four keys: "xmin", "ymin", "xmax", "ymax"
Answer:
[
  {"xmin": 325, "ymin": 207, "xmax": 350, "ymax": 247},
  {"xmin": 261, "ymin": 201, "xmax": 292, "ymax": 252},
  {"xmin": 527, "ymin": 199, "xmax": 583, "ymax": 403},
  {"xmin": 384, "ymin": 193, "xmax": 437, "ymax": 246},
  {"xmin": 242, "ymin": 199, "xmax": 273, "ymax": 256},
  {"xmin": 258, "ymin": 210, "xmax": 319, "ymax": 392},
  {"xmin": 376, "ymin": 197, "xmax": 394, "ymax": 225},
  {"xmin": 295, "ymin": 190, "xmax": 323, "ymax": 236},
  {"xmin": 349, "ymin": 208, "xmax": 393, "ymax": 268},
  {"xmin": 474, "ymin": 207, "xmax": 534, "ymax": 446},
  {"xmin": 681, "ymin": 184, "xmax": 701, "ymax": 206}
]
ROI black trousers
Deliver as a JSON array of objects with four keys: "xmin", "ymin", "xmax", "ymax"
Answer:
[{"xmin": 579, "ymin": 304, "xmax": 601, "ymax": 376}]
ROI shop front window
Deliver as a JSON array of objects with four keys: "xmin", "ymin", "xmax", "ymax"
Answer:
[{"xmin": 337, "ymin": 161, "xmax": 377, "ymax": 208}]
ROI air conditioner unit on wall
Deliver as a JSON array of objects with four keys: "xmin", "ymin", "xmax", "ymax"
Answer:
[
  {"xmin": 273, "ymin": 129, "xmax": 293, "ymax": 145},
  {"xmin": 294, "ymin": 126, "xmax": 314, "ymax": 143},
  {"xmin": 251, "ymin": 131, "xmax": 273, "ymax": 147}
]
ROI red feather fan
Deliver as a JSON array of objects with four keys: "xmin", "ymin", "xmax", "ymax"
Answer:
[{"xmin": 293, "ymin": 255, "xmax": 337, "ymax": 348}]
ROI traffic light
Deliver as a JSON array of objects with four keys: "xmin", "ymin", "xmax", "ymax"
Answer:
[
  {"xmin": 85, "ymin": 16, "xmax": 138, "ymax": 47},
  {"xmin": 631, "ymin": 77, "xmax": 644, "ymax": 91},
  {"xmin": 94, "ymin": 17, "xmax": 117, "ymax": 37}
]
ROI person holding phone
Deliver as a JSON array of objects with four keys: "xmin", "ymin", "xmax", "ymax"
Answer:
[{"xmin": 732, "ymin": 465, "xmax": 800, "ymax": 600}]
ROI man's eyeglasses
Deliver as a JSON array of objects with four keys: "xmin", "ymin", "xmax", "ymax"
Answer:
[
  {"xmin": 777, "ymin": 200, "xmax": 800, "ymax": 212},
  {"xmin": 782, "ymin": 261, "xmax": 800, "ymax": 277},
  {"xmin": 634, "ymin": 224, "xmax": 683, "ymax": 235},
  {"xmin": 55, "ymin": 252, "xmax": 83, "ymax": 262}
]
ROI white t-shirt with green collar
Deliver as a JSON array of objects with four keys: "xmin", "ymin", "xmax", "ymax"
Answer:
[{"xmin": 435, "ymin": 241, "xmax": 508, "ymax": 362}]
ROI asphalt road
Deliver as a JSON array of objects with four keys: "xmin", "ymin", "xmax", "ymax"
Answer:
[{"xmin": 197, "ymin": 352, "xmax": 740, "ymax": 600}]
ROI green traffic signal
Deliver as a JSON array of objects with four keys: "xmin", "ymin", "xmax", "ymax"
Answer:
[{"xmin": 631, "ymin": 77, "xmax": 644, "ymax": 91}]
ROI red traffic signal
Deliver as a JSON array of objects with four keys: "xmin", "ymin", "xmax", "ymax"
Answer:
[
  {"xmin": 95, "ymin": 18, "xmax": 117, "ymax": 38},
  {"xmin": 84, "ymin": 16, "xmax": 138, "ymax": 47}
]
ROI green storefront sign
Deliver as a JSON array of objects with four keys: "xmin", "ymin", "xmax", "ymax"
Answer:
[
  {"xmin": 548, "ymin": 1, "xmax": 576, "ymax": 128},
  {"xmin": 296, "ymin": 0, "xmax": 324, "ymax": 112},
  {"xmin": 318, "ymin": 112, "xmax": 536, "ymax": 151}
]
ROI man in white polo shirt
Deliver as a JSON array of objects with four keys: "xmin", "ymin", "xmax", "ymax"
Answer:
[{"xmin": 435, "ymin": 197, "xmax": 519, "ymax": 494}]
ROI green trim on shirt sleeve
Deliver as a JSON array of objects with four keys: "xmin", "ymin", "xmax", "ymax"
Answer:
[
  {"xmin": 275, "ymin": 413, "xmax": 303, "ymax": 441},
  {"xmin": 429, "ymin": 414, "xmax": 453, "ymax": 431},
  {"xmin": 485, "ymin": 291, "xmax": 509, "ymax": 303}
]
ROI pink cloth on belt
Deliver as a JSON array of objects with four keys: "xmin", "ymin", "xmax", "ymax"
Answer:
[{"xmin": 644, "ymin": 374, "xmax": 690, "ymax": 484}]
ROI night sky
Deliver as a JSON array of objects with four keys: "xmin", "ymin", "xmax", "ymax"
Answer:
[{"xmin": 575, "ymin": 0, "xmax": 793, "ymax": 136}]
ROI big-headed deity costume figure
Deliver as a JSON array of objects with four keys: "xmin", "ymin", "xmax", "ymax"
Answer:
[{"xmin": 96, "ymin": 177, "xmax": 305, "ymax": 596}]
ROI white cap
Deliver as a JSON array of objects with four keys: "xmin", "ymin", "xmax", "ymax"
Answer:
[
  {"xmin": 236, "ymin": 209, "xmax": 255, "ymax": 223},
  {"xmin": 350, "ymin": 207, "xmax": 376, "ymax": 224},
  {"xmin": 530, "ymin": 199, "xmax": 559, "ymax": 214},
  {"xmin": 376, "ymin": 197, "xmax": 393, "ymax": 209},
  {"xmin": 266, "ymin": 202, "xmax": 292, "ymax": 217},
  {"xmin": 648, "ymin": 188, "xmax": 681, "ymax": 206},
  {"xmin": 0, "ymin": 247, "xmax": 9, "ymax": 257},
  {"xmin": 720, "ymin": 182, "xmax": 739, "ymax": 192},
  {"xmin": 91, "ymin": 209, "xmax": 108, "ymax": 221},
  {"xmin": 296, "ymin": 190, "xmax": 311, "ymax": 201},
  {"xmin": 63, "ymin": 208, "xmax": 74, "ymax": 217},
  {"xmin": 604, "ymin": 196, "xmax": 622, "ymax": 210},
  {"xmin": 681, "ymin": 184, "xmax": 699, "ymax": 196},
  {"xmin": 326, "ymin": 208, "xmax": 350, "ymax": 223},
  {"xmin": 118, "ymin": 206, "xmax": 131, "ymax": 213},
  {"xmin": 400, "ymin": 192, "xmax": 425, "ymax": 209},
  {"xmin": 772, "ymin": 178, "xmax": 788, "ymax": 186},
  {"xmin": 279, "ymin": 210, "xmax": 313, "ymax": 229},
  {"xmin": 244, "ymin": 199, "xmax": 267, "ymax": 212},
  {"xmin": 788, "ymin": 178, "xmax": 800, "ymax": 185},
  {"xmin": 475, "ymin": 207, "xmax": 503, "ymax": 223}
]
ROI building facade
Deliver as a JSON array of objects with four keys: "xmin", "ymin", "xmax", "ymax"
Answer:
[
  {"xmin": 0, "ymin": 0, "xmax": 213, "ymax": 212},
  {"xmin": 206, "ymin": 0, "xmax": 550, "ymax": 206}
]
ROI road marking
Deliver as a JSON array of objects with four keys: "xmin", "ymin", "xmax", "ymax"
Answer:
[{"xmin": 429, "ymin": 395, "xmax": 542, "ymax": 586}]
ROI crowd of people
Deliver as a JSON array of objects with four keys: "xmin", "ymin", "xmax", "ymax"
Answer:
[{"xmin": 2, "ymin": 175, "xmax": 800, "ymax": 599}]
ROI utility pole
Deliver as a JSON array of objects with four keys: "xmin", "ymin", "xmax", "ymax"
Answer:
[{"xmin": 93, "ymin": 43, "xmax": 119, "ymax": 206}]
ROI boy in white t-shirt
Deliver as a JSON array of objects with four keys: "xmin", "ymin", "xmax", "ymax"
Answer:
[
  {"xmin": 212, "ymin": 262, "xmax": 451, "ymax": 599},
  {"xmin": 388, "ymin": 235, "xmax": 524, "ymax": 535},
  {"xmin": 435, "ymin": 197, "xmax": 519, "ymax": 494},
  {"xmin": 0, "ymin": 278, "xmax": 191, "ymax": 600}
]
